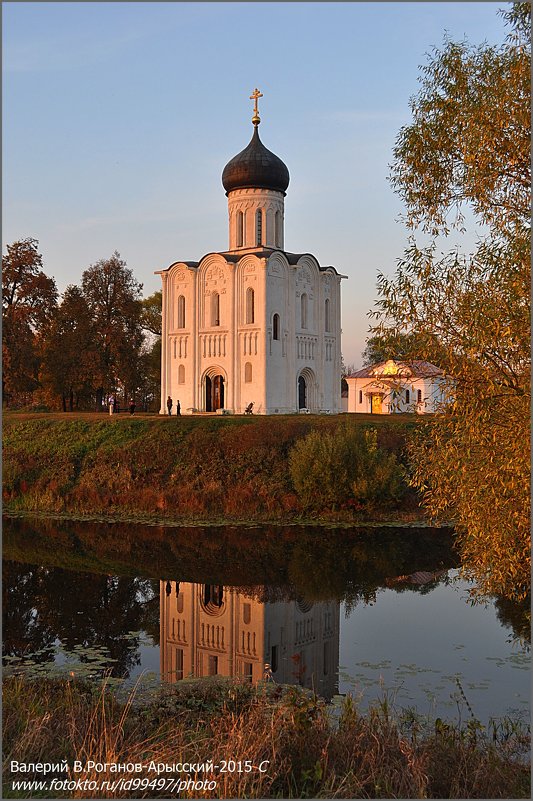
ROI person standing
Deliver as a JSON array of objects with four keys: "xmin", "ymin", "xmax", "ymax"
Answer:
[
  {"xmin": 109, "ymin": 396, "xmax": 115, "ymax": 415},
  {"xmin": 176, "ymin": 400, "xmax": 181, "ymax": 416},
  {"xmin": 166, "ymin": 396, "xmax": 173, "ymax": 416},
  {"xmin": 129, "ymin": 398, "xmax": 136, "ymax": 415}
]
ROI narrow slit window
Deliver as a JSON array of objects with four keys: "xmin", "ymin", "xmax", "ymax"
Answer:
[
  {"xmin": 211, "ymin": 292, "xmax": 220, "ymax": 326},
  {"xmin": 244, "ymin": 362, "xmax": 252, "ymax": 383},
  {"xmin": 301, "ymin": 293, "xmax": 308, "ymax": 329},
  {"xmin": 255, "ymin": 209, "xmax": 263, "ymax": 246},
  {"xmin": 405, "ymin": 389, "xmax": 410, "ymax": 404},
  {"xmin": 177, "ymin": 295, "xmax": 185, "ymax": 329},
  {"xmin": 325, "ymin": 298, "xmax": 331, "ymax": 332},
  {"xmin": 273, "ymin": 313, "xmax": 280, "ymax": 340},
  {"xmin": 246, "ymin": 287, "xmax": 255, "ymax": 324},
  {"xmin": 237, "ymin": 211, "xmax": 244, "ymax": 247}
]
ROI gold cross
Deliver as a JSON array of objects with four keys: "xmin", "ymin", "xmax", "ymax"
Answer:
[{"xmin": 250, "ymin": 87, "xmax": 263, "ymax": 125}]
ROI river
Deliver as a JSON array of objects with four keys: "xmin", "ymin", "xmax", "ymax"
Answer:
[{"xmin": 3, "ymin": 515, "xmax": 529, "ymax": 727}]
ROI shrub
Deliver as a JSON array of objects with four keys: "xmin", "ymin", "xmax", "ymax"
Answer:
[{"xmin": 289, "ymin": 423, "xmax": 406, "ymax": 511}]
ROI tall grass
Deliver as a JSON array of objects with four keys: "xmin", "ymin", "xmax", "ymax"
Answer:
[{"xmin": 3, "ymin": 676, "xmax": 530, "ymax": 799}]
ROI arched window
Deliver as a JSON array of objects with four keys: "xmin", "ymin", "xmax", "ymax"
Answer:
[
  {"xmin": 244, "ymin": 362, "xmax": 252, "ymax": 383},
  {"xmin": 211, "ymin": 292, "xmax": 220, "ymax": 326},
  {"xmin": 272, "ymin": 313, "xmax": 280, "ymax": 340},
  {"xmin": 255, "ymin": 208, "xmax": 263, "ymax": 246},
  {"xmin": 177, "ymin": 295, "xmax": 185, "ymax": 329},
  {"xmin": 275, "ymin": 210, "xmax": 281, "ymax": 247},
  {"xmin": 237, "ymin": 211, "xmax": 244, "ymax": 247},
  {"xmin": 359, "ymin": 390, "xmax": 363, "ymax": 404},
  {"xmin": 417, "ymin": 389, "xmax": 422, "ymax": 403},
  {"xmin": 178, "ymin": 365, "xmax": 185, "ymax": 384},
  {"xmin": 301, "ymin": 293, "xmax": 308, "ymax": 329},
  {"xmin": 324, "ymin": 298, "xmax": 331, "ymax": 332},
  {"xmin": 405, "ymin": 389, "xmax": 410, "ymax": 404},
  {"xmin": 246, "ymin": 287, "xmax": 255, "ymax": 324}
]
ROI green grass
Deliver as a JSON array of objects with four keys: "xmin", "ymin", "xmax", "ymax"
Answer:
[{"xmin": 3, "ymin": 412, "xmax": 422, "ymax": 525}]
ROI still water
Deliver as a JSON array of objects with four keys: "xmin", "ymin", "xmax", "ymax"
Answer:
[{"xmin": 3, "ymin": 516, "xmax": 530, "ymax": 726}]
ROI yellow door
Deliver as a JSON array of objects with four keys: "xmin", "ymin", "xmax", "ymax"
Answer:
[{"xmin": 371, "ymin": 394, "xmax": 382, "ymax": 414}]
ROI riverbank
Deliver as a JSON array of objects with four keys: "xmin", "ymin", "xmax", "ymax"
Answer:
[
  {"xmin": 3, "ymin": 412, "xmax": 425, "ymax": 526},
  {"xmin": 3, "ymin": 675, "xmax": 529, "ymax": 799}
]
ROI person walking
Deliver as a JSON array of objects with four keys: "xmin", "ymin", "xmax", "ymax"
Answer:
[
  {"xmin": 166, "ymin": 396, "xmax": 173, "ymax": 416},
  {"xmin": 176, "ymin": 400, "xmax": 181, "ymax": 416},
  {"xmin": 129, "ymin": 398, "xmax": 136, "ymax": 415}
]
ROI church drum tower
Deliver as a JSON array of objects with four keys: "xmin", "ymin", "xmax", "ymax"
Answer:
[{"xmin": 157, "ymin": 90, "xmax": 345, "ymax": 415}]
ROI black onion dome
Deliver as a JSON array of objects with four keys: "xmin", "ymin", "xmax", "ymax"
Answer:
[{"xmin": 222, "ymin": 126, "xmax": 290, "ymax": 195}]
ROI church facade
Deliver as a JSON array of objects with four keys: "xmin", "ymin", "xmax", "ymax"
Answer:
[
  {"xmin": 160, "ymin": 581, "xmax": 340, "ymax": 700},
  {"xmin": 157, "ymin": 91, "xmax": 345, "ymax": 415}
]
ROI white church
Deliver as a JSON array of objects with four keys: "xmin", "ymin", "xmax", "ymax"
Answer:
[{"xmin": 157, "ymin": 90, "xmax": 345, "ymax": 415}]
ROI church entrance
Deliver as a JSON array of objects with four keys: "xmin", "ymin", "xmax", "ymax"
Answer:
[
  {"xmin": 298, "ymin": 375, "xmax": 307, "ymax": 409},
  {"xmin": 205, "ymin": 375, "xmax": 224, "ymax": 412},
  {"xmin": 371, "ymin": 394, "xmax": 383, "ymax": 414}
]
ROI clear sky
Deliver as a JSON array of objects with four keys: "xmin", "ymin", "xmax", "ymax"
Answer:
[{"xmin": 3, "ymin": 2, "xmax": 509, "ymax": 367}]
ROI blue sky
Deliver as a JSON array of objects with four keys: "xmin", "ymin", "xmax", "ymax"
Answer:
[{"xmin": 3, "ymin": 2, "xmax": 509, "ymax": 366}]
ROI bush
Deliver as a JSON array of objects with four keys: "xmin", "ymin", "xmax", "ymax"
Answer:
[{"xmin": 289, "ymin": 423, "xmax": 406, "ymax": 511}]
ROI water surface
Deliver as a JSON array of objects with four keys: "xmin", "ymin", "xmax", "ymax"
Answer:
[{"xmin": 3, "ymin": 516, "xmax": 529, "ymax": 726}]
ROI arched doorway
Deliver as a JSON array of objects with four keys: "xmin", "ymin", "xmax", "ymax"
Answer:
[
  {"xmin": 298, "ymin": 375, "xmax": 307, "ymax": 409},
  {"xmin": 205, "ymin": 374, "xmax": 225, "ymax": 412}
]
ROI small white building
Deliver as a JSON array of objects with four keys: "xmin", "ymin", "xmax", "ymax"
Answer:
[
  {"xmin": 157, "ymin": 91, "xmax": 345, "ymax": 415},
  {"xmin": 345, "ymin": 359, "xmax": 448, "ymax": 414}
]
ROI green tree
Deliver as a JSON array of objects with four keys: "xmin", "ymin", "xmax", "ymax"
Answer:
[
  {"xmin": 140, "ymin": 290, "xmax": 162, "ymax": 337},
  {"xmin": 2, "ymin": 238, "xmax": 57, "ymax": 405},
  {"xmin": 81, "ymin": 252, "xmax": 144, "ymax": 409},
  {"xmin": 372, "ymin": 5, "xmax": 530, "ymax": 601},
  {"xmin": 360, "ymin": 332, "xmax": 437, "ymax": 366},
  {"xmin": 138, "ymin": 290, "xmax": 162, "ymax": 410},
  {"xmin": 136, "ymin": 338, "xmax": 161, "ymax": 411},
  {"xmin": 39, "ymin": 285, "xmax": 98, "ymax": 410},
  {"xmin": 389, "ymin": 5, "xmax": 530, "ymax": 236}
]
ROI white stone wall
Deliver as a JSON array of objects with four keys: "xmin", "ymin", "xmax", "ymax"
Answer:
[
  {"xmin": 346, "ymin": 374, "xmax": 449, "ymax": 414},
  {"xmin": 227, "ymin": 188, "xmax": 285, "ymax": 250},
  {"xmin": 160, "ymin": 581, "xmax": 340, "ymax": 698},
  {"xmin": 159, "ymin": 248, "xmax": 343, "ymax": 415}
]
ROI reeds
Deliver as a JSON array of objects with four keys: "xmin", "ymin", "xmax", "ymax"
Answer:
[{"xmin": 3, "ymin": 675, "xmax": 530, "ymax": 798}]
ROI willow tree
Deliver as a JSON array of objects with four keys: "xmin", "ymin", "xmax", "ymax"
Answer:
[{"xmin": 372, "ymin": 4, "xmax": 530, "ymax": 601}]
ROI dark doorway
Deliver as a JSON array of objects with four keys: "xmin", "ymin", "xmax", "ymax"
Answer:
[
  {"xmin": 205, "ymin": 375, "xmax": 224, "ymax": 412},
  {"xmin": 298, "ymin": 375, "xmax": 307, "ymax": 409}
]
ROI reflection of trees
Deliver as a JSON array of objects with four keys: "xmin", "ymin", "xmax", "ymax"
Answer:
[
  {"xmin": 2, "ymin": 563, "xmax": 57, "ymax": 660},
  {"xmin": 2, "ymin": 562, "xmax": 158, "ymax": 678},
  {"xmin": 494, "ymin": 595, "xmax": 531, "ymax": 646},
  {"xmin": 4, "ymin": 516, "xmax": 529, "ymax": 672}
]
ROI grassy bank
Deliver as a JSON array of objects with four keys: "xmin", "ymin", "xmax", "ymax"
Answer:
[
  {"xmin": 3, "ymin": 675, "xmax": 529, "ymax": 799},
  {"xmin": 3, "ymin": 413, "xmax": 422, "ymax": 525}
]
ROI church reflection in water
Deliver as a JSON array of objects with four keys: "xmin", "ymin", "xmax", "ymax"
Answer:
[{"xmin": 160, "ymin": 582, "xmax": 340, "ymax": 700}]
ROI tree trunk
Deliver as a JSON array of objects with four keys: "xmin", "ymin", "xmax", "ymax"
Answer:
[{"xmin": 95, "ymin": 386, "xmax": 104, "ymax": 411}]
